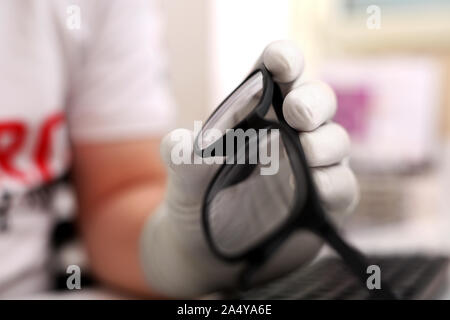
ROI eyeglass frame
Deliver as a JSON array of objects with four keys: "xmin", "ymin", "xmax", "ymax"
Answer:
[{"xmin": 194, "ymin": 65, "xmax": 397, "ymax": 299}]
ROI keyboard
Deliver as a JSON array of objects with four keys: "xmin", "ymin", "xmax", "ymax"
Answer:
[{"xmin": 237, "ymin": 255, "xmax": 449, "ymax": 300}]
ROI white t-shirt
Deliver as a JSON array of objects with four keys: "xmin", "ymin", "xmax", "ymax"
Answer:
[{"xmin": 0, "ymin": 0, "xmax": 174, "ymax": 297}]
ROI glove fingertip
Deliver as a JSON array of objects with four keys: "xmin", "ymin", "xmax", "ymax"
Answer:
[{"xmin": 263, "ymin": 40, "xmax": 304, "ymax": 83}]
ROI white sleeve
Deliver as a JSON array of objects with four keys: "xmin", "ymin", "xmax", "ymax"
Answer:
[{"xmin": 66, "ymin": 0, "xmax": 175, "ymax": 142}]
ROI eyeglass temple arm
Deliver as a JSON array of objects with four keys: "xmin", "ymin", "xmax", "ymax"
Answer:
[
  {"xmin": 271, "ymin": 76, "xmax": 397, "ymax": 300},
  {"xmin": 313, "ymin": 216, "xmax": 398, "ymax": 300},
  {"xmin": 238, "ymin": 216, "xmax": 398, "ymax": 299}
]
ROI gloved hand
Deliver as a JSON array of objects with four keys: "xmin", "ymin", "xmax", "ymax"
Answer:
[{"xmin": 140, "ymin": 40, "xmax": 359, "ymax": 298}]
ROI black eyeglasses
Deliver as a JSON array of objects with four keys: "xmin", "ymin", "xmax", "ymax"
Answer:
[{"xmin": 194, "ymin": 65, "xmax": 397, "ymax": 299}]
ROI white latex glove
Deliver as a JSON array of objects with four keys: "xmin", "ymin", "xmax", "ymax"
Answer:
[{"xmin": 140, "ymin": 40, "xmax": 359, "ymax": 298}]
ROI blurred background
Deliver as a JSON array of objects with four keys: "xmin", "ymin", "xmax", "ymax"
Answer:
[{"xmin": 163, "ymin": 0, "xmax": 450, "ymax": 257}]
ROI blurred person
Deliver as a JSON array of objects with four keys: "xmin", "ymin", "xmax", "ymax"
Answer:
[{"xmin": 0, "ymin": 0, "xmax": 358, "ymax": 298}]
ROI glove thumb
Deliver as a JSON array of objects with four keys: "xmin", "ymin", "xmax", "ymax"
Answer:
[{"xmin": 160, "ymin": 128, "xmax": 223, "ymax": 203}]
